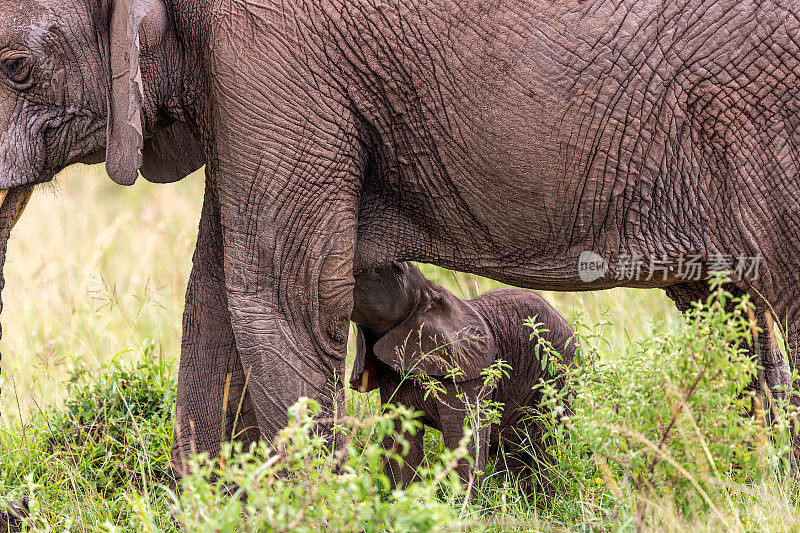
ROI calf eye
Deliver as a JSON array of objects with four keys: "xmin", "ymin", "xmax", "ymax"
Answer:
[{"xmin": 1, "ymin": 51, "xmax": 33, "ymax": 89}]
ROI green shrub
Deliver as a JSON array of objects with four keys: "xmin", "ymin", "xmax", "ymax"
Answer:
[
  {"xmin": 531, "ymin": 275, "xmax": 800, "ymax": 529},
  {"xmin": 173, "ymin": 398, "xmax": 468, "ymax": 532},
  {"xmin": 0, "ymin": 342, "xmax": 177, "ymax": 530},
  {"xmin": 40, "ymin": 342, "xmax": 176, "ymax": 495},
  {"xmin": 4, "ymin": 275, "xmax": 800, "ymax": 531}
]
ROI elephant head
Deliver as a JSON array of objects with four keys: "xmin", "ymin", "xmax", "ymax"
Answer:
[
  {"xmin": 0, "ymin": 0, "xmax": 203, "ymax": 354},
  {"xmin": 350, "ymin": 262, "xmax": 497, "ymax": 392}
]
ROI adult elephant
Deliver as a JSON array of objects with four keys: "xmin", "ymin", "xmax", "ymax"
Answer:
[{"xmin": 0, "ymin": 0, "xmax": 797, "ymax": 472}]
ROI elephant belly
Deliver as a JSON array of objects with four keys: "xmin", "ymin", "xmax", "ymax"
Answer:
[{"xmin": 343, "ymin": 0, "xmax": 708, "ymax": 291}]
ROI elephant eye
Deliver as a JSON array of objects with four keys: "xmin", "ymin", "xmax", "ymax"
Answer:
[{"xmin": 1, "ymin": 52, "xmax": 33, "ymax": 89}]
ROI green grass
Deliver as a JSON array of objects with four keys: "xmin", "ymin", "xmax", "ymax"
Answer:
[{"xmin": 3, "ymin": 165, "xmax": 796, "ymax": 531}]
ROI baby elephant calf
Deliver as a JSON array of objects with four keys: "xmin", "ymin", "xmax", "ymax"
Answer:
[{"xmin": 350, "ymin": 262, "xmax": 575, "ymax": 493}]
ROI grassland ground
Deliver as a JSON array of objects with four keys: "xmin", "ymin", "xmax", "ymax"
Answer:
[{"xmin": 1, "ymin": 166, "xmax": 797, "ymax": 531}]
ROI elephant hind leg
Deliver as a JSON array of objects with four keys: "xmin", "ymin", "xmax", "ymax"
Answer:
[
  {"xmin": 753, "ymin": 311, "xmax": 790, "ymax": 406},
  {"xmin": 172, "ymin": 174, "xmax": 260, "ymax": 482},
  {"xmin": 665, "ymin": 281, "xmax": 789, "ymax": 416}
]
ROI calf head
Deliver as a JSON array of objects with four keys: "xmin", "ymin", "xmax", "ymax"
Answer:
[{"xmin": 350, "ymin": 262, "xmax": 497, "ymax": 392}]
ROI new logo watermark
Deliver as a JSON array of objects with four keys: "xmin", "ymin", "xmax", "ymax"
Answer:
[{"xmin": 577, "ymin": 251, "xmax": 609, "ymax": 282}]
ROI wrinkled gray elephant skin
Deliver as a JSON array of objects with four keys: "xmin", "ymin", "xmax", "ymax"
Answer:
[
  {"xmin": 0, "ymin": 0, "xmax": 798, "ymax": 473},
  {"xmin": 350, "ymin": 262, "xmax": 576, "ymax": 493}
]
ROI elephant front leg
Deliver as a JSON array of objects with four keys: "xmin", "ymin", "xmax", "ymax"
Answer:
[
  {"xmin": 172, "ymin": 175, "xmax": 260, "ymax": 479},
  {"xmin": 221, "ymin": 224, "xmax": 354, "ymax": 440},
  {"xmin": 211, "ymin": 135, "xmax": 362, "ymax": 443}
]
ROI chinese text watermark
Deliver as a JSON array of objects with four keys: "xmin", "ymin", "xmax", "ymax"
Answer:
[{"xmin": 577, "ymin": 252, "xmax": 761, "ymax": 283}]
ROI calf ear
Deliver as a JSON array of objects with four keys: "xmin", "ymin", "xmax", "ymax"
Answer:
[
  {"xmin": 350, "ymin": 326, "xmax": 381, "ymax": 392},
  {"xmin": 372, "ymin": 290, "xmax": 497, "ymax": 381},
  {"xmin": 105, "ymin": 0, "xmax": 204, "ymax": 185}
]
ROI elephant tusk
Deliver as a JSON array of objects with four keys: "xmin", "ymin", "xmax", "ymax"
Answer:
[
  {"xmin": 11, "ymin": 190, "xmax": 31, "ymax": 229},
  {"xmin": 360, "ymin": 369, "xmax": 370, "ymax": 393},
  {"xmin": 0, "ymin": 188, "xmax": 33, "ymax": 230}
]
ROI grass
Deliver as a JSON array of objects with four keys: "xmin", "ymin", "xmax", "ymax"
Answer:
[
  {"xmin": 2, "ymin": 164, "xmax": 796, "ymax": 531},
  {"xmin": 0, "ymin": 165, "xmax": 199, "ymax": 415}
]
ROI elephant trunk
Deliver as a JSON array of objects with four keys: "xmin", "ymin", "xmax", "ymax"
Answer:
[{"xmin": 0, "ymin": 186, "xmax": 34, "ymax": 390}]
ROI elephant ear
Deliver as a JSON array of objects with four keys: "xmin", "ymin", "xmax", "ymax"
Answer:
[
  {"xmin": 106, "ymin": 0, "xmax": 204, "ymax": 185},
  {"xmin": 350, "ymin": 326, "xmax": 381, "ymax": 393},
  {"xmin": 372, "ymin": 290, "xmax": 497, "ymax": 382},
  {"xmin": 140, "ymin": 122, "xmax": 205, "ymax": 183}
]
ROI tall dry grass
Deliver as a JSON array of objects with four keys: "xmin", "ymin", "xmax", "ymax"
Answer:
[{"xmin": 0, "ymin": 165, "xmax": 202, "ymax": 415}]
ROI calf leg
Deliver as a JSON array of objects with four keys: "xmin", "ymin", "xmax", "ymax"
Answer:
[
  {"xmin": 439, "ymin": 382, "xmax": 490, "ymax": 497},
  {"xmin": 382, "ymin": 422, "xmax": 426, "ymax": 488}
]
